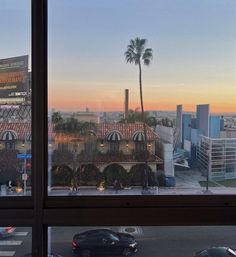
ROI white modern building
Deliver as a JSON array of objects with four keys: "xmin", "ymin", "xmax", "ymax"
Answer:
[{"xmin": 198, "ymin": 135, "xmax": 236, "ymax": 180}]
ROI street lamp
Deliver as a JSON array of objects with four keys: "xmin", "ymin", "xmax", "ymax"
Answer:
[
  {"xmin": 204, "ymin": 149, "xmax": 211, "ymax": 193},
  {"xmin": 22, "ymin": 133, "xmax": 27, "ymax": 196},
  {"xmin": 48, "ymin": 142, "xmax": 53, "ymax": 193}
]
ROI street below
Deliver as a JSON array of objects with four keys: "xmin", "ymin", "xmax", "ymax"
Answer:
[{"xmin": 1, "ymin": 226, "xmax": 236, "ymax": 257}]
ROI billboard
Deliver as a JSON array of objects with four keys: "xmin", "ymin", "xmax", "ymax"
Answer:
[{"xmin": 0, "ymin": 55, "xmax": 28, "ymax": 103}]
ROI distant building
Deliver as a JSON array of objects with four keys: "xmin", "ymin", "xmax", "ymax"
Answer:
[
  {"xmin": 173, "ymin": 104, "xmax": 230, "ymax": 171},
  {"xmin": 182, "ymin": 114, "xmax": 192, "ymax": 143},
  {"xmin": 176, "ymin": 105, "xmax": 183, "ymax": 147},
  {"xmin": 209, "ymin": 116, "xmax": 221, "ymax": 138},
  {"xmin": 196, "ymin": 104, "xmax": 209, "ymax": 136},
  {"xmin": 72, "ymin": 112, "xmax": 100, "ymax": 123}
]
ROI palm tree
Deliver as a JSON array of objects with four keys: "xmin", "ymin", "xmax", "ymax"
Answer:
[
  {"xmin": 51, "ymin": 111, "xmax": 63, "ymax": 124},
  {"xmin": 125, "ymin": 37, "xmax": 153, "ymax": 190}
]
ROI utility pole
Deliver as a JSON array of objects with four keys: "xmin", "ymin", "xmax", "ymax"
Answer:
[{"xmin": 22, "ymin": 133, "xmax": 27, "ymax": 196}]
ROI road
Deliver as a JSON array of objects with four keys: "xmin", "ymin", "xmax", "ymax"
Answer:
[
  {"xmin": 0, "ymin": 227, "xmax": 31, "ymax": 257},
  {"xmin": 50, "ymin": 226, "xmax": 236, "ymax": 257},
  {"xmin": 1, "ymin": 226, "xmax": 236, "ymax": 257}
]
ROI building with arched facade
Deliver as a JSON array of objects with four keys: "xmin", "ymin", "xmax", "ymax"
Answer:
[{"xmin": 0, "ymin": 122, "xmax": 163, "ymax": 186}]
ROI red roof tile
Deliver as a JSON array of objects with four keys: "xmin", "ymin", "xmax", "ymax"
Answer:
[
  {"xmin": 0, "ymin": 122, "xmax": 31, "ymax": 140},
  {"xmin": 97, "ymin": 123, "xmax": 159, "ymax": 140}
]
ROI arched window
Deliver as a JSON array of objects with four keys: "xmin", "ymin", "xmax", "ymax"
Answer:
[
  {"xmin": 106, "ymin": 131, "xmax": 122, "ymax": 153},
  {"xmin": 133, "ymin": 131, "xmax": 145, "ymax": 153},
  {"xmin": 0, "ymin": 130, "xmax": 18, "ymax": 150}
]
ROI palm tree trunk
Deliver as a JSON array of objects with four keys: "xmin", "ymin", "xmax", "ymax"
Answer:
[{"xmin": 138, "ymin": 61, "xmax": 148, "ymax": 189}]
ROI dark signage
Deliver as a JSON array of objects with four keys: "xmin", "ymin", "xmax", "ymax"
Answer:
[{"xmin": 0, "ymin": 55, "xmax": 28, "ymax": 102}]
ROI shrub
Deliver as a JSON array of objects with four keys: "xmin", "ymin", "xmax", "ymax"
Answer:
[
  {"xmin": 129, "ymin": 164, "xmax": 157, "ymax": 186},
  {"xmin": 79, "ymin": 164, "xmax": 103, "ymax": 186},
  {"xmin": 51, "ymin": 165, "xmax": 72, "ymax": 186},
  {"xmin": 103, "ymin": 164, "xmax": 129, "ymax": 187}
]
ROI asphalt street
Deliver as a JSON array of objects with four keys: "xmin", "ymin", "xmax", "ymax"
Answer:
[
  {"xmin": 1, "ymin": 226, "xmax": 236, "ymax": 257},
  {"xmin": 0, "ymin": 227, "xmax": 31, "ymax": 257},
  {"xmin": 50, "ymin": 226, "xmax": 236, "ymax": 257}
]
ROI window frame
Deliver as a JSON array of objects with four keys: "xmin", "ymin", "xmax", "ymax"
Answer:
[{"xmin": 0, "ymin": 1, "xmax": 236, "ymax": 257}]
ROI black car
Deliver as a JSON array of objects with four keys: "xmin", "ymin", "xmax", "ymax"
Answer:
[
  {"xmin": 72, "ymin": 229, "xmax": 138, "ymax": 257},
  {"xmin": 195, "ymin": 247, "xmax": 236, "ymax": 257}
]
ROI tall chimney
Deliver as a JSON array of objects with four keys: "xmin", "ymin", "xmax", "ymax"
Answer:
[{"xmin": 124, "ymin": 89, "xmax": 129, "ymax": 120}]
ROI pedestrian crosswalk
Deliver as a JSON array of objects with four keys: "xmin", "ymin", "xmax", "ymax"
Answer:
[
  {"xmin": 0, "ymin": 241, "xmax": 22, "ymax": 246},
  {"xmin": 0, "ymin": 229, "xmax": 29, "ymax": 256},
  {"xmin": 0, "ymin": 251, "xmax": 15, "ymax": 257},
  {"xmin": 13, "ymin": 232, "xmax": 28, "ymax": 236}
]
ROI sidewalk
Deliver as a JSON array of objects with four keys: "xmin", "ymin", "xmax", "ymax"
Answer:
[
  {"xmin": 175, "ymin": 169, "xmax": 205, "ymax": 189},
  {"xmin": 2, "ymin": 168, "xmax": 236, "ymax": 196},
  {"xmin": 48, "ymin": 186, "xmax": 236, "ymax": 196},
  {"xmin": 2, "ymin": 185, "xmax": 236, "ymax": 196}
]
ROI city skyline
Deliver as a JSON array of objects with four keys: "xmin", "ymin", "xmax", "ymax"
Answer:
[{"xmin": 1, "ymin": 0, "xmax": 236, "ymax": 113}]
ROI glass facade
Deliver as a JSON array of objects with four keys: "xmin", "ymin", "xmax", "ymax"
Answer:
[{"xmin": 198, "ymin": 136, "xmax": 236, "ymax": 181}]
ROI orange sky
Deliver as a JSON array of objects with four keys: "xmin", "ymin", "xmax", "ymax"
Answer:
[{"xmin": 48, "ymin": 87, "xmax": 236, "ymax": 114}]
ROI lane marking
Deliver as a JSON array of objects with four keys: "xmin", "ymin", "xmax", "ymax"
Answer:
[
  {"xmin": 118, "ymin": 226, "xmax": 143, "ymax": 236},
  {"xmin": 0, "ymin": 251, "xmax": 15, "ymax": 256},
  {"xmin": 0, "ymin": 241, "xmax": 22, "ymax": 245},
  {"xmin": 13, "ymin": 232, "xmax": 28, "ymax": 236}
]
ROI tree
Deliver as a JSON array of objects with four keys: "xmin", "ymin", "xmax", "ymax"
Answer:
[
  {"xmin": 157, "ymin": 117, "xmax": 174, "ymax": 127},
  {"xmin": 146, "ymin": 116, "xmax": 157, "ymax": 127},
  {"xmin": 51, "ymin": 112, "xmax": 63, "ymax": 124},
  {"xmin": 119, "ymin": 108, "xmax": 147, "ymax": 123},
  {"xmin": 125, "ymin": 37, "xmax": 153, "ymax": 189},
  {"xmin": 0, "ymin": 149, "xmax": 21, "ymax": 185}
]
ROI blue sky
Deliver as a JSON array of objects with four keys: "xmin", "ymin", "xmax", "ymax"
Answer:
[{"xmin": 0, "ymin": 0, "xmax": 236, "ymax": 112}]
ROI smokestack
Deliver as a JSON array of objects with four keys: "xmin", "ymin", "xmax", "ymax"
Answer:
[{"xmin": 124, "ymin": 89, "xmax": 129, "ymax": 120}]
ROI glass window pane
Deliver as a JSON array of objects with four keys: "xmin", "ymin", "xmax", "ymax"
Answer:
[
  {"xmin": 49, "ymin": 226, "xmax": 236, "ymax": 257},
  {"xmin": 0, "ymin": 226, "xmax": 31, "ymax": 256},
  {"xmin": 48, "ymin": 0, "xmax": 236, "ymax": 196},
  {"xmin": 0, "ymin": 1, "xmax": 31, "ymax": 197}
]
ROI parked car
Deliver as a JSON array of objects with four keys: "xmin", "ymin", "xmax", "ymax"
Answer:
[
  {"xmin": 72, "ymin": 229, "xmax": 138, "ymax": 257},
  {"xmin": 0, "ymin": 227, "xmax": 15, "ymax": 238},
  {"xmin": 194, "ymin": 247, "xmax": 236, "ymax": 257}
]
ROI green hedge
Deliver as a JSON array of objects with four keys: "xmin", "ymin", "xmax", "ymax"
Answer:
[
  {"xmin": 51, "ymin": 165, "xmax": 73, "ymax": 186},
  {"xmin": 51, "ymin": 163, "xmax": 158, "ymax": 187},
  {"xmin": 103, "ymin": 164, "xmax": 129, "ymax": 187}
]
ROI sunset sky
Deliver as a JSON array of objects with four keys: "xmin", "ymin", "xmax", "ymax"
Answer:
[{"xmin": 1, "ymin": 0, "xmax": 236, "ymax": 113}]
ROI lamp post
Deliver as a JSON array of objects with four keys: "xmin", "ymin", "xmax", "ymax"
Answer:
[
  {"xmin": 204, "ymin": 148, "xmax": 211, "ymax": 193},
  {"xmin": 206, "ymin": 166, "xmax": 209, "ymax": 192},
  {"xmin": 22, "ymin": 133, "xmax": 27, "ymax": 196},
  {"xmin": 71, "ymin": 142, "xmax": 79, "ymax": 193},
  {"xmin": 48, "ymin": 142, "xmax": 53, "ymax": 193}
]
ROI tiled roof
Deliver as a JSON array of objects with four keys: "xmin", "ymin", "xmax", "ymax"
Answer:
[
  {"xmin": 0, "ymin": 122, "xmax": 160, "ymax": 141},
  {"xmin": 97, "ymin": 123, "xmax": 159, "ymax": 140},
  {"xmin": 0, "ymin": 122, "xmax": 54, "ymax": 140},
  {"xmin": 0, "ymin": 122, "xmax": 31, "ymax": 140}
]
